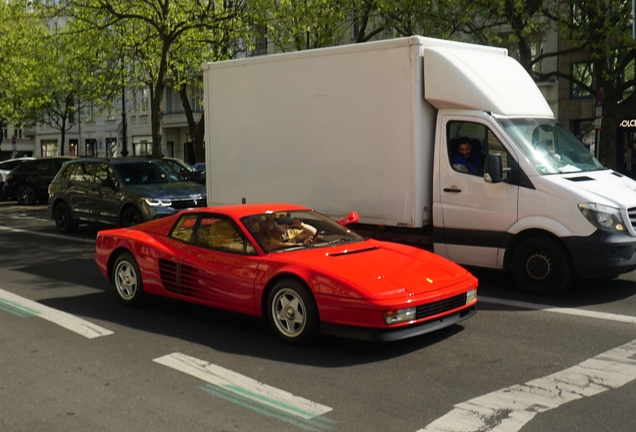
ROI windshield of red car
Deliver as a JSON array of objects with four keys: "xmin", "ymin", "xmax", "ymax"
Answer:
[{"xmin": 241, "ymin": 210, "xmax": 363, "ymax": 252}]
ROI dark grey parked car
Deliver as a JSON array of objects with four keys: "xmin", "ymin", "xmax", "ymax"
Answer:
[
  {"xmin": 48, "ymin": 157, "xmax": 207, "ymax": 233},
  {"xmin": 3, "ymin": 157, "xmax": 74, "ymax": 205}
]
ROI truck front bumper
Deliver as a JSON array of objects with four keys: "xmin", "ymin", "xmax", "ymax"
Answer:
[{"xmin": 564, "ymin": 230, "xmax": 636, "ymax": 279}]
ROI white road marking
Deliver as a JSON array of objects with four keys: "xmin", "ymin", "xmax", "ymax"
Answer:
[
  {"xmin": 479, "ymin": 296, "xmax": 636, "ymax": 324},
  {"xmin": 153, "ymin": 352, "xmax": 332, "ymax": 419},
  {"xmin": 418, "ymin": 339, "xmax": 636, "ymax": 431},
  {"xmin": 0, "ymin": 288, "xmax": 113, "ymax": 339},
  {"xmin": 415, "ymin": 296, "xmax": 636, "ymax": 431},
  {"xmin": 0, "ymin": 225, "xmax": 95, "ymax": 243}
]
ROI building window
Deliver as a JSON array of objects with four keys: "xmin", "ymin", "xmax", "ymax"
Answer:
[
  {"xmin": 69, "ymin": 139, "xmax": 78, "ymax": 156},
  {"xmin": 134, "ymin": 140, "xmax": 152, "ymax": 156},
  {"xmin": 572, "ymin": 119, "xmax": 595, "ymax": 152},
  {"xmin": 351, "ymin": 20, "xmax": 359, "ymax": 40},
  {"xmin": 141, "ymin": 88, "xmax": 149, "ymax": 115},
  {"xmin": 88, "ymin": 102, "xmax": 96, "ymax": 121},
  {"xmin": 106, "ymin": 104, "xmax": 116, "ymax": 121},
  {"xmin": 41, "ymin": 140, "xmax": 59, "ymax": 157},
  {"xmin": 614, "ymin": 52, "xmax": 635, "ymax": 100},
  {"xmin": 190, "ymin": 86, "xmax": 203, "ymax": 113},
  {"xmin": 15, "ymin": 127, "xmax": 23, "ymax": 139},
  {"xmin": 252, "ymin": 25, "xmax": 267, "ymax": 56},
  {"xmin": 2, "ymin": 122, "xmax": 7, "ymax": 139},
  {"xmin": 106, "ymin": 137, "xmax": 118, "ymax": 157},
  {"xmin": 166, "ymin": 87, "xmax": 173, "ymax": 114},
  {"xmin": 570, "ymin": 62, "xmax": 593, "ymax": 99}
]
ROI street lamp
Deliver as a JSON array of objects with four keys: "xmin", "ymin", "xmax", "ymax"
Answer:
[{"xmin": 121, "ymin": 86, "xmax": 128, "ymax": 157}]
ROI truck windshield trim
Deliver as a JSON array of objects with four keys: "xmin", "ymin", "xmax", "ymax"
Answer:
[{"xmin": 495, "ymin": 117, "xmax": 605, "ymax": 175}]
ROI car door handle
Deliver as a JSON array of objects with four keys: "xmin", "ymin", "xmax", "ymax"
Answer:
[{"xmin": 443, "ymin": 187, "xmax": 462, "ymax": 193}]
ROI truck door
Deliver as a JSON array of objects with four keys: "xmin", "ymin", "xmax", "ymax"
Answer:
[{"xmin": 436, "ymin": 117, "xmax": 519, "ymax": 268}]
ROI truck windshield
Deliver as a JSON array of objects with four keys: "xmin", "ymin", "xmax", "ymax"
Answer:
[{"xmin": 497, "ymin": 118, "xmax": 604, "ymax": 175}]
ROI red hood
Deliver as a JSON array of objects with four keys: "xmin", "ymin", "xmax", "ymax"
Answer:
[{"xmin": 274, "ymin": 240, "xmax": 476, "ymax": 299}]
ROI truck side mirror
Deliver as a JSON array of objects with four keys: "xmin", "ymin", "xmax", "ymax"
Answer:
[
  {"xmin": 484, "ymin": 154, "xmax": 503, "ymax": 183},
  {"xmin": 338, "ymin": 211, "xmax": 359, "ymax": 226}
]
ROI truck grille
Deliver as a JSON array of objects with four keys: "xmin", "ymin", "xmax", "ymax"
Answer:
[
  {"xmin": 170, "ymin": 198, "xmax": 207, "ymax": 209},
  {"xmin": 416, "ymin": 293, "xmax": 467, "ymax": 320},
  {"xmin": 628, "ymin": 207, "xmax": 636, "ymax": 231}
]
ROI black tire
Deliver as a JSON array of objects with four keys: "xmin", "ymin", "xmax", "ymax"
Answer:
[
  {"xmin": 266, "ymin": 279, "xmax": 319, "ymax": 344},
  {"xmin": 121, "ymin": 206, "xmax": 143, "ymax": 227},
  {"xmin": 16, "ymin": 184, "xmax": 36, "ymax": 205},
  {"xmin": 511, "ymin": 236, "xmax": 572, "ymax": 296},
  {"xmin": 111, "ymin": 252, "xmax": 144, "ymax": 306},
  {"xmin": 53, "ymin": 202, "xmax": 78, "ymax": 233}
]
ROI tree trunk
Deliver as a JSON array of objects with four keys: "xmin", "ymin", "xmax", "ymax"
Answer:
[
  {"xmin": 178, "ymin": 85, "xmax": 205, "ymax": 163},
  {"xmin": 0, "ymin": 116, "xmax": 4, "ymax": 148},
  {"xmin": 151, "ymin": 37, "xmax": 171, "ymax": 159},
  {"xmin": 599, "ymin": 102, "xmax": 618, "ymax": 169},
  {"xmin": 60, "ymin": 116, "xmax": 67, "ymax": 156},
  {"xmin": 150, "ymin": 84, "xmax": 164, "ymax": 159}
]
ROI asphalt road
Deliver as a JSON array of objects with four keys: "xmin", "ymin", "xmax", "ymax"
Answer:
[{"xmin": 1, "ymin": 202, "xmax": 636, "ymax": 432}]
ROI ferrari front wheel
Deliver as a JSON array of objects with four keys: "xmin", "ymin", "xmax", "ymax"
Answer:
[
  {"xmin": 112, "ymin": 252, "xmax": 144, "ymax": 306},
  {"xmin": 267, "ymin": 279, "xmax": 319, "ymax": 345}
]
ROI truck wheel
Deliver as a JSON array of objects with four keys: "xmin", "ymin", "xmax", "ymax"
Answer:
[
  {"xmin": 16, "ymin": 184, "xmax": 36, "ymax": 205},
  {"xmin": 112, "ymin": 252, "xmax": 144, "ymax": 306},
  {"xmin": 121, "ymin": 206, "xmax": 143, "ymax": 227},
  {"xmin": 53, "ymin": 202, "xmax": 78, "ymax": 233},
  {"xmin": 266, "ymin": 279, "xmax": 319, "ymax": 344},
  {"xmin": 511, "ymin": 236, "xmax": 572, "ymax": 296}
]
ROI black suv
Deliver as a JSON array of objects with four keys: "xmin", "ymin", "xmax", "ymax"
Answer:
[
  {"xmin": 3, "ymin": 157, "xmax": 74, "ymax": 205},
  {"xmin": 48, "ymin": 157, "xmax": 207, "ymax": 233}
]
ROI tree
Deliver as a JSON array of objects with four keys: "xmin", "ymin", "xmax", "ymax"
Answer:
[
  {"xmin": 168, "ymin": 18, "xmax": 243, "ymax": 163},
  {"xmin": 542, "ymin": 0, "xmax": 636, "ymax": 169},
  {"xmin": 256, "ymin": 0, "xmax": 349, "ymax": 51},
  {"xmin": 57, "ymin": 0, "xmax": 247, "ymax": 159},
  {"xmin": 0, "ymin": 1, "xmax": 49, "ymax": 147},
  {"xmin": 32, "ymin": 17, "xmax": 121, "ymax": 155}
]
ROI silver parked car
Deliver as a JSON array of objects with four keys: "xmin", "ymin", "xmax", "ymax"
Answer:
[{"xmin": 48, "ymin": 157, "xmax": 207, "ymax": 233}]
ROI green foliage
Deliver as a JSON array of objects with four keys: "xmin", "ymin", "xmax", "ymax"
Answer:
[
  {"xmin": 0, "ymin": 1, "xmax": 50, "ymax": 126},
  {"xmin": 254, "ymin": 0, "xmax": 349, "ymax": 51},
  {"xmin": 55, "ymin": 0, "xmax": 249, "ymax": 157}
]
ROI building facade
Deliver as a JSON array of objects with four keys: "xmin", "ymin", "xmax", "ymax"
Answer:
[{"xmin": 1, "ymin": 85, "xmax": 203, "ymax": 164}]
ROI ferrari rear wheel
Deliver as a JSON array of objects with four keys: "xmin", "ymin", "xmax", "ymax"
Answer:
[
  {"xmin": 112, "ymin": 252, "xmax": 144, "ymax": 306},
  {"xmin": 267, "ymin": 279, "xmax": 319, "ymax": 345}
]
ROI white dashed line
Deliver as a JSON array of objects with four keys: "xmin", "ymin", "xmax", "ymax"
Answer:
[
  {"xmin": 0, "ymin": 225, "xmax": 95, "ymax": 243},
  {"xmin": 154, "ymin": 352, "xmax": 332, "ymax": 419},
  {"xmin": 0, "ymin": 288, "xmax": 113, "ymax": 338},
  {"xmin": 479, "ymin": 296, "xmax": 636, "ymax": 324}
]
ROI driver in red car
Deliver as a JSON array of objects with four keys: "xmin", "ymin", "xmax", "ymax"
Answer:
[{"xmin": 260, "ymin": 217, "xmax": 317, "ymax": 251}]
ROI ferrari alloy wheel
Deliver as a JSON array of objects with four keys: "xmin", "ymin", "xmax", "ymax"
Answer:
[
  {"xmin": 112, "ymin": 252, "xmax": 144, "ymax": 306},
  {"xmin": 267, "ymin": 279, "xmax": 319, "ymax": 344},
  {"xmin": 16, "ymin": 184, "xmax": 36, "ymax": 205},
  {"xmin": 511, "ymin": 236, "xmax": 572, "ymax": 296},
  {"xmin": 53, "ymin": 202, "xmax": 78, "ymax": 233},
  {"xmin": 121, "ymin": 206, "xmax": 143, "ymax": 227}
]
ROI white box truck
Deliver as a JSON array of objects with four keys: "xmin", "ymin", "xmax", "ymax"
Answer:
[{"xmin": 203, "ymin": 36, "xmax": 636, "ymax": 295}]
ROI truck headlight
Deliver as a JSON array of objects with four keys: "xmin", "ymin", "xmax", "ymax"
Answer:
[
  {"xmin": 384, "ymin": 307, "xmax": 416, "ymax": 325},
  {"xmin": 578, "ymin": 203, "xmax": 625, "ymax": 232},
  {"xmin": 144, "ymin": 198, "xmax": 172, "ymax": 207}
]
